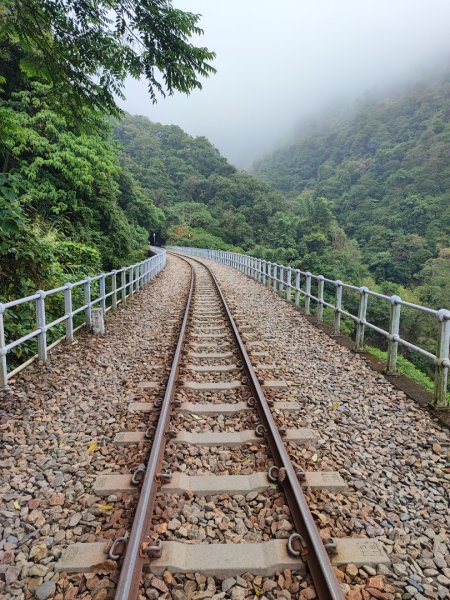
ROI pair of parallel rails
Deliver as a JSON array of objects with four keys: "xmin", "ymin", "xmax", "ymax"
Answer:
[{"xmin": 56, "ymin": 253, "xmax": 388, "ymax": 598}]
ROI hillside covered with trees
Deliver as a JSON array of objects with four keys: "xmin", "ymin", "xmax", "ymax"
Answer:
[
  {"xmin": 114, "ymin": 114, "xmax": 367, "ymax": 284},
  {"xmin": 0, "ymin": 0, "xmax": 214, "ymax": 302},
  {"xmin": 253, "ymin": 76, "xmax": 450, "ymax": 310}
]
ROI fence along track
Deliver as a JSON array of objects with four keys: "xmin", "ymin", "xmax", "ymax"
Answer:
[
  {"xmin": 170, "ymin": 246, "xmax": 450, "ymax": 409},
  {"xmin": 57, "ymin": 254, "xmax": 387, "ymax": 597}
]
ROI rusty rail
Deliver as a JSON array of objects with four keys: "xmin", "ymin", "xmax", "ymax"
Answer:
[
  {"xmin": 114, "ymin": 259, "xmax": 195, "ymax": 599},
  {"xmin": 205, "ymin": 263, "xmax": 343, "ymax": 600}
]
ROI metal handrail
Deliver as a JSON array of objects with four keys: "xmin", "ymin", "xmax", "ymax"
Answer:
[
  {"xmin": 169, "ymin": 246, "xmax": 450, "ymax": 409},
  {"xmin": 0, "ymin": 247, "xmax": 167, "ymax": 389}
]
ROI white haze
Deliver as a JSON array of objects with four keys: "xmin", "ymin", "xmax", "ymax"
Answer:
[{"xmin": 120, "ymin": 0, "xmax": 450, "ymax": 168}]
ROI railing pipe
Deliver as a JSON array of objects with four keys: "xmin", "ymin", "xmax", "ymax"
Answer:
[
  {"xmin": 100, "ymin": 274, "xmax": 106, "ymax": 314},
  {"xmin": 316, "ymin": 276, "xmax": 324, "ymax": 322},
  {"xmin": 36, "ymin": 291, "xmax": 47, "ymax": 362},
  {"xmin": 84, "ymin": 278, "xmax": 92, "ymax": 328},
  {"xmin": 279, "ymin": 266, "xmax": 284, "ymax": 294},
  {"xmin": 434, "ymin": 310, "xmax": 450, "ymax": 408},
  {"xmin": 386, "ymin": 295, "xmax": 401, "ymax": 373},
  {"xmin": 295, "ymin": 270, "xmax": 301, "ymax": 306},
  {"xmin": 305, "ymin": 273, "xmax": 312, "ymax": 315},
  {"xmin": 112, "ymin": 271, "xmax": 118, "ymax": 310},
  {"xmin": 121, "ymin": 269, "xmax": 127, "ymax": 303},
  {"xmin": 286, "ymin": 267, "xmax": 292, "ymax": 302},
  {"xmin": 0, "ymin": 306, "xmax": 8, "ymax": 388}
]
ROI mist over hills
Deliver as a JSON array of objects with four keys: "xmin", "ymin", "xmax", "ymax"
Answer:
[{"xmin": 253, "ymin": 75, "xmax": 450, "ymax": 294}]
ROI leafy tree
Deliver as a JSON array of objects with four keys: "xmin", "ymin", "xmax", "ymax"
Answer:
[
  {"xmin": 1, "ymin": 0, "xmax": 216, "ymax": 116},
  {"xmin": 167, "ymin": 201, "xmax": 215, "ymax": 229}
]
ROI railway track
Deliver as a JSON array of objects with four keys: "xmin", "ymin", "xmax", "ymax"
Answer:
[{"xmin": 57, "ymin": 254, "xmax": 389, "ymax": 599}]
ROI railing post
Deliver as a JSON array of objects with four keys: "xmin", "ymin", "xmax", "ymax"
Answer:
[
  {"xmin": 0, "ymin": 305, "xmax": 8, "ymax": 389},
  {"xmin": 317, "ymin": 276, "xmax": 324, "ymax": 322},
  {"xmin": 262, "ymin": 261, "xmax": 267, "ymax": 285},
  {"xmin": 136, "ymin": 265, "xmax": 140, "ymax": 292},
  {"xmin": 305, "ymin": 273, "xmax": 312, "ymax": 315},
  {"xmin": 333, "ymin": 281, "xmax": 343, "ymax": 335},
  {"xmin": 386, "ymin": 295, "xmax": 401, "ymax": 373},
  {"xmin": 64, "ymin": 284, "xmax": 74, "ymax": 343},
  {"xmin": 433, "ymin": 309, "xmax": 450, "ymax": 408},
  {"xmin": 36, "ymin": 291, "xmax": 47, "ymax": 362},
  {"xmin": 295, "ymin": 270, "xmax": 301, "ymax": 306},
  {"xmin": 112, "ymin": 271, "xmax": 117, "ymax": 310},
  {"xmin": 121, "ymin": 270, "xmax": 126, "ymax": 303},
  {"xmin": 355, "ymin": 286, "xmax": 369, "ymax": 352},
  {"xmin": 99, "ymin": 274, "xmax": 106, "ymax": 315},
  {"xmin": 273, "ymin": 264, "xmax": 278, "ymax": 291},
  {"xmin": 84, "ymin": 278, "xmax": 92, "ymax": 328},
  {"xmin": 279, "ymin": 266, "xmax": 284, "ymax": 294},
  {"xmin": 130, "ymin": 267, "xmax": 135, "ymax": 295},
  {"xmin": 286, "ymin": 267, "xmax": 292, "ymax": 301}
]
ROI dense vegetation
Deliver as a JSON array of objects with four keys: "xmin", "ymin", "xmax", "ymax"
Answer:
[
  {"xmin": 254, "ymin": 77, "xmax": 450, "ymax": 312},
  {"xmin": 114, "ymin": 114, "xmax": 367, "ymax": 284},
  {"xmin": 0, "ymin": 0, "xmax": 214, "ymax": 362},
  {"xmin": 1, "ymin": 0, "xmax": 215, "ymax": 301}
]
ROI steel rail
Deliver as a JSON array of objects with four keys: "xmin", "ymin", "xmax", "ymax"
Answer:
[
  {"xmin": 184, "ymin": 255, "xmax": 344, "ymax": 600},
  {"xmin": 115, "ymin": 252, "xmax": 343, "ymax": 600},
  {"xmin": 114, "ymin": 260, "xmax": 195, "ymax": 600}
]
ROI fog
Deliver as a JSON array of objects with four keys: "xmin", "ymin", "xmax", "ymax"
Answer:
[{"xmin": 120, "ymin": 0, "xmax": 450, "ymax": 168}]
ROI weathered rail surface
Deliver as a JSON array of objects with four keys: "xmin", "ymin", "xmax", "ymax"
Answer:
[{"xmin": 56, "ymin": 253, "xmax": 390, "ymax": 598}]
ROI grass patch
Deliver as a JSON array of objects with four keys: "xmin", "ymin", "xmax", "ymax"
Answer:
[{"xmin": 366, "ymin": 345, "xmax": 450, "ymax": 402}]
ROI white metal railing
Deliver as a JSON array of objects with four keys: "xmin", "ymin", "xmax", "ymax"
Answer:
[
  {"xmin": 170, "ymin": 246, "xmax": 450, "ymax": 409},
  {"xmin": 0, "ymin": 247, "xmax": 166, "ymax": 388}
]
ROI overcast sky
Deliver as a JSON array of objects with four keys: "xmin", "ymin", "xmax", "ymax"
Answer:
[{"xmin": 120, "ymin": 0, "xmax": 450, "ymax": 168}]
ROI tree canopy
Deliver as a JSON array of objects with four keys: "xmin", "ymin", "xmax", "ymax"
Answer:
[{"xmin": 0, "ymin": 0, "xmax": 216, "ymax": 116}]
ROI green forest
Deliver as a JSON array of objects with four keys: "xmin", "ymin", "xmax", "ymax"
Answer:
[
  {"xmin": 253, "ymin": 78, "xmax": 450, "ymax": 310},
  {"xmin": 1, "ymin": 1, "xmax": 449, "ymax": 380}
]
